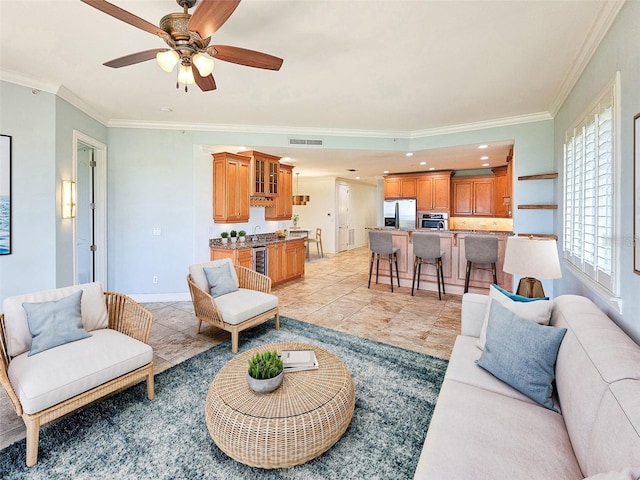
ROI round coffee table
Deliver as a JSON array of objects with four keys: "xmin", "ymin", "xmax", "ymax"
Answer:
[{"xmin": 205, "ymin": 342, "xmax": 355, "ymax": 469}]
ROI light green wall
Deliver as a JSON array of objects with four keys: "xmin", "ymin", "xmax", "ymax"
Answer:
[{"xmin": 554, "ymin": 0, "xmax": 640, "ymax": 342}]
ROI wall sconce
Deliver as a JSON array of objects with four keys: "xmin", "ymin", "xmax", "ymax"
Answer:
[{"xmin": 62, "ymin": 180, "xmax": 76, "ymax": 219}]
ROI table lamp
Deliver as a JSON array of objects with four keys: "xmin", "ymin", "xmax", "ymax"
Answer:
[{"xmin": 502, "ymin": 236, "xmax": 562, "ymax": 298}]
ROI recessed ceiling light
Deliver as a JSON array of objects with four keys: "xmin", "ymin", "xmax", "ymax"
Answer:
[
  {"xmin": 429, "ymin": 167, "xmax": 435, "ymax": 171},
  {"xmin": 478, "ymin": 144, "xmax": 489, "ymax": 149},
  {"xmin": 419, "ymin": 161, "xmax": 427, "ymax": 166},
  {"xmin": 160, "ymin": 107, "xmax": 172, "ymax": 112},
  {"xmin": 355, "ymin": 176, "xmax": 361, "ymax": 180},
  {"xmin": 282, "ymin": 156, "xmax": 291, "ymax": 161},
  {"xmin": 405, "ymin": 152, "xmax": 414, "ymax": 157},
  {"xmin": 480, "ymin": 156, "xmax": 489, "ymax": 160},
  {"xmin": 238, "ymin": 146, "xmax": 247, "ymax": 151},
  {"xmin": 482, "ymin": 163, "xmax": 490, "ymax": 167},
  {"xmin": 383, "ymin": 170, "xmax": 389, "ymax": 174}
]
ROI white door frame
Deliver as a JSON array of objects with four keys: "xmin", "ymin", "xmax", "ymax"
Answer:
[{"xmin": 72, "ymin": 130, "xmax": 108, "ymax": 287}]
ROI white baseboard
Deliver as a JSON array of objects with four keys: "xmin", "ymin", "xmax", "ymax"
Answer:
[{"xmin": 128, "ymin": 292, "xmax": 192, "ymax": 303}]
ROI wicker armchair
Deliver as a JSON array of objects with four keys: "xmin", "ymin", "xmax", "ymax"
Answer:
[
  {"xmin": 0, "ymin": 290, "xmax": 154, "ymax": 466},
  {"xmin": 187, "ymin": 260, "xmax": 279, "ymax": 353}
]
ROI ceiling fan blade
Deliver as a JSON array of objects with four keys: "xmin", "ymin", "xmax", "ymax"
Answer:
[
  {"xmin": 81, "ymin": 0, "xmax": 168, "ymax": 40},
  {"xmin": 188, "ymin": 0, "xmax": 241, "ymax": 40},
  {"xmin": 211, "ymin": 45, "xmax": 283, "ymax": 70},
  {"xmin": 194, "ymin": 69, "xmax": 217, "ymax": 92},
  {"xmin": 103, "ymin": 49, "xmax": 167, "ymax": 68}
]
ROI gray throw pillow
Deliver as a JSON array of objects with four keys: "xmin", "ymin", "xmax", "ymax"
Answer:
[
  {"xmin": 22, "ymin": 290, "xmax": 92, "ymax": 356},
  {"xmin": 204, "ymin": 263, "xmax": 239, "ymax": 298},
  {"xmin": 476, "ymin": 299, "xmax": 567, "ymax": 411}
]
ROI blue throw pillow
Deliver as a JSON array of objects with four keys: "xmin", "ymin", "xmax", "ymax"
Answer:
[
  {"xmin": 22, "ymin": 290, "xmax": 92, "ymax": 356},
  {"xmin": 476, "ymin": 299, "xmax": 567, "ymax": 411},
  {"xmin": 204, "ymin": 263, "xmax": 239, "ymax": 298},
  {"xmin": 491, "ymin": 284, "xmax": 549, "ymax": 302}
]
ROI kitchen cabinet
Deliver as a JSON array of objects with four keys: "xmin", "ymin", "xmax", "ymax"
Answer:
[
  {"xmin": 285, "ymin": 239, "xmax": 305, "ymax": 279},
  {"xmin": 239, "ymin": 150, "xmax": 280, "ymax": 197},
  {"xmin": 417, "ymin": 172, "xmax": 452, "ymax": 212},
  {"xmin": 267, "ymin": 243, "xmax": 285, "ymax": 284},
  {"xmin": 492, "ymin": 165, "xmax": 512, "ymax": 218},
  {"xmin": 265, "ymin": 164, "xmax": 294, "ymax": 220},
  {"xmin": 384, "ymin": 176, "xmax": 417, "ymax": 199},
  {"xmin": 268, "ymin": 238, "xmax": 305, "ymax": 285},
  {"xmin": 210, "ymin": 245, "xmax": 253, "ymax": 269},
  {"xmin": 212, "ymin": 152, "xmax": 250, "ymax": 223},
  {"xmin": 452, "ymin": 176, "xmax": 494, "ymax": 216}
]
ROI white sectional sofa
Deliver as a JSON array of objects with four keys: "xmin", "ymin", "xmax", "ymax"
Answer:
[{"xmin": 414, "ymin": 292, "xmax": 640, "ymax": 479}]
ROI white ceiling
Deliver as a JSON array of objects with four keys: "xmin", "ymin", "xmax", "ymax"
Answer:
[{"xmin": 0, "ymin": 0, "xmax": 623, "ymax": 181}]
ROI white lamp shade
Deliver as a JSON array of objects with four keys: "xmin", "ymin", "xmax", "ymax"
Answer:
[
  {"xmin": 192, "ymin": 53, "xmax": 214, "ymax": 77},
  {"xmin": 503, "ymin": 236, "xmax": 562, "ymax": 279},
  {"xmin": 177, "ymin": 64, "xmax": 195, "ymax": 85},
  {"xmin": 156, "ymin": 50, "xmax": 179, "ymax": 72}
]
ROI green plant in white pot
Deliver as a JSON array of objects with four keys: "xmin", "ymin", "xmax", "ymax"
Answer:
[
  {"xmin": 238, "ymin": 230, "xmax": 246, "ymax": 242},
  {"xmin": 292, "ymin": 214, "xmax": 299, "ymax": 227},
  {"xmin": 229, "ymin": 230, "xmax": 237, "ymax": 243},
  {"xmin": 220, "ymin": 231, "xmax": 229, "ymax": 245},
  {"xmin": 247, "ymin": 350, "xmax": 284, "ymax": 394}
]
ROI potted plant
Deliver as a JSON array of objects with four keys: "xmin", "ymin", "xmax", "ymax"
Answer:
[
  {"xmin": 220, "ymin": 231, "xmax": 229, "ymax": 245},
  {"xmin": 229, "ymin": 230, "xmax": 237, "ymax": 243},
  {"xmin": 238, "ymin": 230, "xmax": 246, "ymax": 243},
  {"xmin": 247, "ymin": 350, "xmax": 284, "ymax": 394},
  {"xmin": 292, "ymin": 214, "xmax": 299, "ymax": 227}
]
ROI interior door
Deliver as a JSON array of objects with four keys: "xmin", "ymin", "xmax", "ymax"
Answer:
[
  {"xmin": 76, "ymin": 143, "xmax": 95, "ymax": 283},
  {"xmin": 337, "ymin": 183, "xmax": 349, "ymax": 252}
]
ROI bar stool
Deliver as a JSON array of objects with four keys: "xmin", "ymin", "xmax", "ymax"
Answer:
[
  {"xmin": 411, "ymin": 233, "xmax": 445, "ymax": 300},
  {"xmin": 464, "ymin": 235, "xmax": 499, "ymax": 293},
  {"xmin": 367, "ymin": 231, "xmax": 400, "ymax": 292}
]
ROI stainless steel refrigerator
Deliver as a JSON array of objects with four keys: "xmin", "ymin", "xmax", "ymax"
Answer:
[{"xmin": 383, "ymin": 199, "xmax": 417, "ymax": 229}]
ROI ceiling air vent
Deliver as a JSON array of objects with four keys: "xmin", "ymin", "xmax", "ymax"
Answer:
[{"xmin": 288, "ymin": 138, "xmax": 323, "ymax": 147}]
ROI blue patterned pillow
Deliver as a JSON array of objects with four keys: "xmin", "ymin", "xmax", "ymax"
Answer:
[
  {"xmin": 22, "ymin": 290, "xmax": 92, "ymax": 356},
  {"xmin": 476, "ymin": 299, "xmax": 567, "ymax": 411},
  {"xmin": 204, "ymin": 263, "xmax": 239, "ymax": 298}
]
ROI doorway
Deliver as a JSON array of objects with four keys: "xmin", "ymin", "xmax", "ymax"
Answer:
[
  {"xmin": 337, "ymin": 182, "xmax": 350, "ymax": 252},
  {"xmin": 73, "ymin": 131, "xmax": 107, "ymax": 286}
]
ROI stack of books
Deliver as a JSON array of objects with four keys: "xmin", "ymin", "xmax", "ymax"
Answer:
[{"xmin": 281, "ymin": 349, "xmax": 319, "ymax": 372}]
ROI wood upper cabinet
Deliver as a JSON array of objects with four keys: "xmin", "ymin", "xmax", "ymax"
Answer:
[
  {"xmin": 265, "ymin": 164, "xmax": 294, "ymax": 220},
  {"xmin": 417, "ymin": 172, "xmax": 452, "ymax": 212},
  {"xmin": 384, "ymin": 176, "xmax": 417, "ymax": 199},
  {"xmin": 452, "ymin": 176, "xmax": 494, "ymax": 216},
  {"xmin": 492, "ymin": 165, "xmax": 512, "ymax": 217},
  {"xmin": 212, "ymin": 152, "xmax": 250, "ymax": 223},
  {"xmin": 239, "ymin": 150, "xmax": 280, "ymax": 197}
]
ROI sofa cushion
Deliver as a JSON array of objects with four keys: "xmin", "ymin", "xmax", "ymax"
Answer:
[
  {"xmin": 189, "ymin": 258, "xmax": 239, "ymax": 293},
  {"xmin": 476, "ymin": 300, "xmax": 566, "ymax": 411},
  {"xmin": 7, "ymin": 329, "xmax": 153, "ymax": 414},
  {"xmin": 414, "ymin": 379, "xmax": 583, "ymax": 480},
  {"xmin": 3, "ymin": 282, "xmax": 109, "ymax": 358},
  {"xmin": 204, "ymin": 262, "xmax": 239, "ymax": 298},
  {"xmin": 214, "ymin": 288, "xmax": 278, "ymax": 325},
  {"xmin": 584, "ymin": 469, "xmax": 640, "ymax": 480},
  {"xmin": 477, "ymin": 284, "xmax": 552, "ymax": 350},
  {"xmin": 23, "ymin": 290, "xmax": 92, "ymax": 356}
]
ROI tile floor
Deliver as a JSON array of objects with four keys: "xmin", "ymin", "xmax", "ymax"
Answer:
[{"xmin": 0, "ymin": 246, "xmax": 462, "ymax": 450}]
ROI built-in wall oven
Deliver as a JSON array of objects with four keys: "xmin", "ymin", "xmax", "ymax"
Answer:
[
  {"xmin": 420, "ymin": 213, "xmax": 449, "ymax": 230},
  {"xmin": 251, "ymin": 246, "xmax": 268, "ymax": 276}
]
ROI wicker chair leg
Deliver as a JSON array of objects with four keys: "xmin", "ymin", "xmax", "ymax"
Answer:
[
  {"xmin": 275, "ymin": 312, "xmax": 280, "ymax": 330},
  {"xmin": 25, "ymin": 416, "xmax": 40, "ymax": 467},
  {"xmin": 197, "ymin": 319, "xmax": 202, "ymax": 334},
  {"xmin": 146, "ymin": 368, "xmax": 155, "ymax": 400},
  {"xmin": 231, "ymin": 330, "xmax": 239, "ymax": 354}
]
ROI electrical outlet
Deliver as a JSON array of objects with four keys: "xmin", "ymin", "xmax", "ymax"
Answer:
[
  {"xmin": 153, "ymin": 228, "xmax": 161, "ymax": 236},
  {"xmin": 152, "ymin": 276, "xmax": 158, "ymax": 284}
]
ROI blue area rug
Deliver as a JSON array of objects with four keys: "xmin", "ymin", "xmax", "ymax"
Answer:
[{"xmin": 0, "ymin": 317, "xmax": 448, "ymax": 479}]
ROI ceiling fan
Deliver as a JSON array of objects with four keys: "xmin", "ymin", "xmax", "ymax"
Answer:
[{"xmin": 81, "ymin": 0, "xmax": 283, "ymax": 92}]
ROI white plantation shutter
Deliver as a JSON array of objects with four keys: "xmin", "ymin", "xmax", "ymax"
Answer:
[{"xmin": 563, "ymin": 83, "xmax": 616, "ymax": 293}]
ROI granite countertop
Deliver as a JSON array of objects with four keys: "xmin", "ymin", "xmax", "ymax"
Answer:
[
  {"xmin": 366, "ymin": 226, "xmax": 513, "ymax": 235},
  {"xmin": 209, "ymin": 233, "xmax": 303, "ymax": 249}
]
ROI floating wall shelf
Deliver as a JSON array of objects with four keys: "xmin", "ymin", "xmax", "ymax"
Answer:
[
  {"xmin": 517, "ymin": 233, "xmax": 558, "ymax": 240},
  {"xmin": 517, "ymin": 204, "xmax": 558, "ymax": 210},
  {"xmin": 518, "ymin": 172, "xmax": 558, "ymax": 181}
]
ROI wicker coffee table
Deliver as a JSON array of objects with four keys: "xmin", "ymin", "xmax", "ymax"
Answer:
[{"xmin": 205, "ymin": 342, "xmax": 355, "ymax": 469}]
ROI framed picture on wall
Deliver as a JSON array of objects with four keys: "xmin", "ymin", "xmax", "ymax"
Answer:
[
  {"xmin": 0, "ymin": 134, "xmax": 11, "ymax": 255},
  {"xmin": 635, "ymin": 114, "xmax": 640, "ymax": 274}
]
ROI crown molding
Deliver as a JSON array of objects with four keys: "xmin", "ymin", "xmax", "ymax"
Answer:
[
  {"xmin": 548, "ymin": 0, "xmax": 626, "ymax": 116},
  {"xmin": 0, "ymin": 69, "xmax": 59, "ymax": 94},
  {"xmin": 56, "ymin": 85, "xmax": 109, "ymax": 126}
]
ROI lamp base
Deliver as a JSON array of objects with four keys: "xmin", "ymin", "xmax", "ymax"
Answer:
[{"xmin": 515, "ymin": 277, "xmax": 546, "ymax": 298}]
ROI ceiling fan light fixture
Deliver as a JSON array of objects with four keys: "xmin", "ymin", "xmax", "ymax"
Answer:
[
  {"xmin": 156, "ymin": 49, "xmax": 180, "ymax": 72},
  {"xmin": 192, "ymin": 53, "xmax": 215, "ymax": 77},
  {"xmin": 178, "ymin": 64, "xmax": 196, "ymax": 85}
]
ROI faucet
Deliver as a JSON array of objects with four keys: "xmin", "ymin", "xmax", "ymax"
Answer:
[{"xmin": 252, "ymin": 225, "xmax": 261, "ymax": 242}]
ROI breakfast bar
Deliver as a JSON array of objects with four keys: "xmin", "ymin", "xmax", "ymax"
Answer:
[{"xmin": 366, "ymin": 228, "xmax": 512, "ymax": 295}]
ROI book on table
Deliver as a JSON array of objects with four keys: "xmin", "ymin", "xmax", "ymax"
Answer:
[{"xmin": 281, "ymin": 349, "xmax": 319, "ymax": 372}]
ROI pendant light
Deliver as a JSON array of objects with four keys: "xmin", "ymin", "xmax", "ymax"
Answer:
[{"xmin": 292, "ymin": 172, "xmax": 310, "ymax": 205}]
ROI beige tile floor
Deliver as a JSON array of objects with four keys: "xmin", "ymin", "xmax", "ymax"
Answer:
[{"xmin": 0, "ymin": 246, "xmax": 461, "ymax": 451}]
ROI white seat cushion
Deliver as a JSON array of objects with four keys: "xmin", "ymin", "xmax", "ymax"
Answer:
[
  {"xmin": 8, "ymin": 329, "xmax": 153, "ymax": 414},
  {"xmin": 3, "ymin": 282, "xmax": 109, "ymax": 357},
  {"xmin": 214, "ymin": 288, "xmax": 278, "ymax": 325}
]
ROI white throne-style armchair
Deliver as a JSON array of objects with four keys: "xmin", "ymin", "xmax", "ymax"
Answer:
[{"xmin": 187, "ymin": 258, "xmax": 279, "ymax": 353}]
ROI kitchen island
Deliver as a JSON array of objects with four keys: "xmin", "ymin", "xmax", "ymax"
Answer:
[
  {"xmin": 210, "ymin": 234, "xmax": 306, "ymax": 286},
  {"xmin": 366, "ymin": 228, "xmax": 513, "ymax": 295}
]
